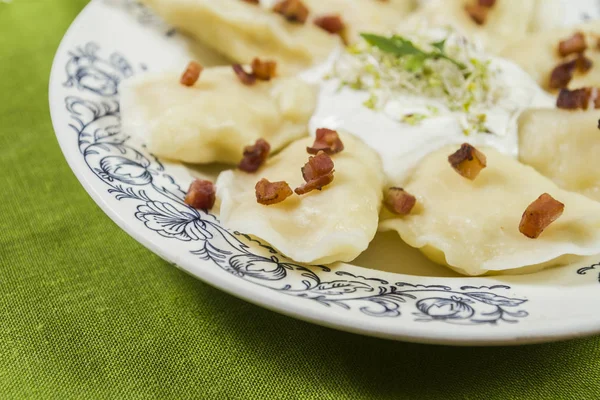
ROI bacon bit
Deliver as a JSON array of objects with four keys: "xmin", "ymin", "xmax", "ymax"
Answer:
[
  {"xmin": 307, "ymin": 128, "xmax": 345, "ymax": 155},
  {"xmin": 295, "ymin": 174, "xmax": 334, "ymax": 195},
  {"xmin": 239, "ymin": 139, "xmax": 271, "ymax": 173},
  {"xmin": 576, "ymin": 53, "xmax": 593, "ymax": 73},
  {"xmin": 295, "ymin": 151, "xmax": 335, "ymax": 195},
  {"xmin": 251, "ymin": 58, "xmax": 277, "ymax": 81},
  {"xmin": 232, "ymin": 64, "xmax": 256, "ymax": 85},
  {"xmin": 465, "ymin": 4, "xmax": 489, "ymax": 25},
  {"xmin": 549, "ymin": 60, "xmax": 576, "ymax": 89},
  {"xmin": 272, "ymin": 0, "xmax": 309, "ymax": 24},
  {"xmin": 184, "ymin": 179, "xmax": 216, "ymax": 210},
  {"xmin": 180, "ymin": 61, "xmax": 203, "ymax": 86},
  {"xmin": 301, "ymin": 151, "xmax": 334, "ymax": 181},
  {"xmin": 519, "ymin": 193, "xmax": 565, "ymax": 239},
  {"xmin": 384, "ymin": 187, "xmax": 416, "ymax": 216},
  {"xmin": 556, "ymin": 88, "xmax": 592, "ymax": 110},
  {"xmin": 558, "ymin": 32, "xmax": 587, "ymax": 57},
  {"xmin": 255, "ymin": 178, "xmax": 293, "ymax": 205},
  {"xmin": 549, "ymin": 54, "xmax": 592, "ymax": 90},
  {"xmin": 241, "ymin": 0, "xmax": 259, "ymax": 3},
  {"xmin": 595, "ymin": 94, "xmax": 600, "ymax": 110},
  {"xmin": 314, "ymin": 15, "xmax": 345, "ymax": 35},
  {"xmin": 448, "ymin": 143, "xmax": 487, "ymax": 180},
  {"xmin": 478, "ymin": 0, "xmax": 496, "ymax": 6}
]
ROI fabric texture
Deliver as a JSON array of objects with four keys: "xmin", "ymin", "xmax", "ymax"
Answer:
[{"xmin": 1, "ymin": 1, "xmax": 599, "ymax": 398}]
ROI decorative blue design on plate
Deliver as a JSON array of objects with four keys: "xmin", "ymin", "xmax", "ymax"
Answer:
[
  {"xmin": 578, "ymin": 263, "xmax": 600, "ymax": 283},
  {"xmin": 64, "ymin": 42, "xmax": 134, "ymax": 97},
  {"xmin": 61, "ymin": 41, "xmax": 544, "ymax": 325}
]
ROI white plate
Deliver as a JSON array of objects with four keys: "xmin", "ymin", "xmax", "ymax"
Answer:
[{"xmin": 50, "ymin": 0, "xmax": 600, "ymax": 345}]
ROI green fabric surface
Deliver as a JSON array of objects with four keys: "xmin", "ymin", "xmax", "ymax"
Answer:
[{"xmin": 1, "ymin": 1, "xmax": 600, "ymax": 398}]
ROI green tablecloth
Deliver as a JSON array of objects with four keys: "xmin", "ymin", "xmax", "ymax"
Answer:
[{"xmin": 1, "ymin": 1, "xmax": 600, "ymax": 398}]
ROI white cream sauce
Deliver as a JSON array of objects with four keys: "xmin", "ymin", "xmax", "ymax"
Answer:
[{"xmin": 301, "ymin": 53, "xmax": 555, "ymax": 185}]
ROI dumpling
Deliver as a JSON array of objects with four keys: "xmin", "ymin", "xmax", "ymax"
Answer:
[
  {"xmin": 300, "ymin": 0, "xmax": 416, "ymax": 43},
  {"xmin": 139, "ymin": 0, "xmax": 414, "ymax": 73},
  {"xmin": 518, "ymin": 108, "xmax": 600, "ymax": 202},
  {"xmin": 405, "ymin": 0, "xmax": 558, "ymax": 54},
  {"xmin": 528, "ymin": 0, "xmax": 563, "ymax": 34},
  {"xmin": 216, "ymin": 133, "xmax": 384, "ymax": 264},
  {"xmin": 379, "ymin": 145, "xmax": 600, "ymax": 276},
  {"xmin": 120, "ymin": 66, "xmax": 317, "ymax": 164},
  {"xmin": 501, "ymin": 22, "xmax": 600, "ymax": 90}
]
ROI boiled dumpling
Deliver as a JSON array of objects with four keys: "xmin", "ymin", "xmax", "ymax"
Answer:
[
  {"xmin": 120, "ymin": 66, "xmax": 317, "ymax": 164},
  {"xmin": 139, "ymin": 0, "xmax": 414, "ymax": 73},
  {"xmin": 379, "ymin": 145, "xmax": 600, "ymax": 276},
  {"xmin": 217, "ymin": 133, "xmax": 384, "ymax": 264},
  {"xmin": 501, "ymin": 22, "xmax": 600, "ymax": 90},
  {"xmin": 405, "ymin": 0, "xmax": 556, "ymax": 54},
  {"xmin": 300, "ymin": 0, "xmax": 416, "ymax": 44},
  {"xmin": 519, "ymin": 108, "xmax": 600, "ymax": 202},
  {"xmin": 528, "ymin": 0, "xmax": 563, "ymax": 34}
]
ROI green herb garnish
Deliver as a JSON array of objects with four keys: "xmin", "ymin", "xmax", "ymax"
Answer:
[
  {"xmin": 401, "ymin": 113, "xmax": 428, "ymax": 125},
  {"xmin": 360, "ymin": 34, "xmax": 467, "ymax": 72},
  {"xmin": 331, "ymin": 30, "xmax": 499, "ymax": 134}
]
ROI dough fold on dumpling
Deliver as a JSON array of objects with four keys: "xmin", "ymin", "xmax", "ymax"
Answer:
[
  {"xmin": 519, "ymin": 108, "xmax": 600, "ymax": 202},
  {"xmin": 379, "ymin": 145, "xmax": 600, "ymax": 276},
  {"xmin": 120, "ymin": 67, "xmax": 317, "ymax": 164},
  {"xmin": 404, "ymin": 0, "xmax": 558, "ymax": 54},
  {"xmin": 217, "ymin": 133, "xmax": 384, "ymax": 265},
  {"xmin": 139, "ymin": 0, "xmax": 414, "ymax": 73},
  {"xmin": 501, "ymin": 22, "xmax": 600, "ymax": 90}
]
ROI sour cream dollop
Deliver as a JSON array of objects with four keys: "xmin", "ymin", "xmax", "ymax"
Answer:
[{"xmin": 301, "ymin": 33, "xmax": 555, "ymax": 184}]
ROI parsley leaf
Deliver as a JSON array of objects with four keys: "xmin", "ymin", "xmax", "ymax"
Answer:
[{"xmin": 360, "ymin": 33, "xmax": 467, "ymax": 71}]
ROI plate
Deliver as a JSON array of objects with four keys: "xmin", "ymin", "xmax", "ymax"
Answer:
[{"xmin": 49, "ymin": 0, "xmax": 600, "ymax": 345}]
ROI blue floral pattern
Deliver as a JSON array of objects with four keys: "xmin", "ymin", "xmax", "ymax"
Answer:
[
  {"xmin": 60, "ymin": 41, "xmax": 542, "ymax": 325},
  {"xmin": 578, "ymin": 263, "xmax": 600, "ymax": 283}
]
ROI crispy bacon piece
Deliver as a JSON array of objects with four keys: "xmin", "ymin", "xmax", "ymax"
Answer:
[
  {"xmin": 478, "ymin": 0, "xmax": 496, "ymax": 6},
  {"xmin": 549, "ymin": 59, "xmax": 576, "ymax": 90},
  {"xmin": 184, "ymin": 179, "xmax": 216, "ymax": 210},
  {"xmin": 238, "ymin": 139, "xmax": 271, "ymax": 173},
  {"xmin": 576, "ymin": 53, "xmax": 593, "ymax": 73},
  {"xmin": 232, "ymin": 64, "xmax": 256, "ymax": 85},
  {"xmin": 550, "ymin": 54, "xmax": 593, "ymax": 90},
  {"xmin": 314, "ymin": 15, "xmax": 345, "ymax": 35},
  {"xmin": 180, "ymin": 61, "xmax": 203, "ymax": 86},
  {"xmin": 295, "ymin": 151, "xmax": 335, "ymax": 195},
  {"xmin": 241, "ymin": 0, "xmax": 259, "ymax": 3},
  {"xmin": 558, "ymin": 32, "xmax": 587, "ymax": 57},
  {"xmin": 251, "ymin": 58, "xmax": 277, "ymax": 81},
  {"xmin": 255, "ymin": 178, "xmax": 293, "ymax": 205},
  {"xmin": 556, "ymin": 88, "xmax": 592, "ymax": 110},
  {"xmin": 307, "ymin": 128, "xmax": 345, "ymax": 155},
  {"xmin": 448, "ymin": 143, "xmax": 487, "ymax": 180},
  {"xmin": 519, "ymin": 193, "xmax": 565, "ymax": 239},
  {"xmin": 465, "ymin": 4, "xmax": 488, "ymax": 25},
  {"xmin": 272, "ymin": 0, "xmax": 309, "ymax": 24},
  {"xmin": 384, "ymin": 187, "xmax": 416, "ymax": 216}
]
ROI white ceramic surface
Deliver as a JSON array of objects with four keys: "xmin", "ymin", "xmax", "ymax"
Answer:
[{"xmin": 49, "ymin": 0, "xmax": 600, "ymax": 345}]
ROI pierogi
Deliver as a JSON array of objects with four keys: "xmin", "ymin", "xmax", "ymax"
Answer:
[
  {"xmin": 379, "ymin": 145, "xmax": 600, "ymax": 276},
  {"xmin": 217, "ymin": 133, "xmax": 384, "ymax": 265},
  {"xmin": 140, "ymin": 0, "xmax": 414, "ymax": 73},
  {"xmin": 405, "ymin": 0, "xmax": 559, "ymax": 54},
  {"xmin": 519, "ymin": 108, "xmax": 600, "ymax": 202},
  {"xmin": 120, "ymin": 66, "xmax": 317, "ymax": 164},
  {"xmin": 501, "ymin": 22, "xmax": 600, "ymax": 90}
]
